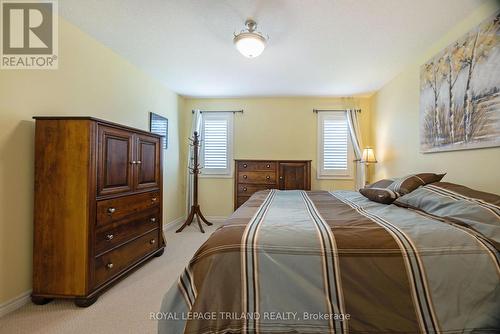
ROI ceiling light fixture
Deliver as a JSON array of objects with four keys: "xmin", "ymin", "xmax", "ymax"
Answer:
[{"xmin": 233, "ymin": 19, "xmax": 267, "ymax": 58}]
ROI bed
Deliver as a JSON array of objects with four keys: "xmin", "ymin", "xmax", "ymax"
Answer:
[{"xmin": 158, "ymin": 181, "xmax": 500, "ymax": 333}]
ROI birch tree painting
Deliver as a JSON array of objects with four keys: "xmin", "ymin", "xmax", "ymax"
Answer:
[{"xmin": 420, "ymin": 12, "xmax": 500, "ymax": 153}]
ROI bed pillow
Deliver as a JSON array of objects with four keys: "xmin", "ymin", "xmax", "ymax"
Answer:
[
  {"xmin": 359, "ymin": 187, "xmax": 400, "ymax": 204},
  {"xmin": 395, "ymin": 182, "xmax": 500, "ymax": 249},
  {"xmin": 360, "ymin": 173, "xmax": 445, "ymax": 204},
  {"xmin": 423, "ymin": 182, "xmax": 500, "ymax": 206},
  {"xmin": 367, "ymin": 178, "xmax": 394, "ymax": 188},
  {"xmin": 388, "ymin": 173, "xmax": 446, "ymax": 195}
]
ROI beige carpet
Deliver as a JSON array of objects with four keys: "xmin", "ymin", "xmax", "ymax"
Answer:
[{"xmin": 0, "ymin": 222, "xmax": 220, "ymax": 334}]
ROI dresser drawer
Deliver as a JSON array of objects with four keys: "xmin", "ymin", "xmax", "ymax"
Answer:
[
  {"xmin": 96, "ymin": 191, "xmax": 160, "ymax": 226},
  {"xmin": 95, "ymin": 209, "xmax": 160, "ymax": 256},
  {"xmin": 237, "ymin": 171, "xmax": 276, "ymax": 184},
  {"xmin": 238, "ymin": 161, "xmax": 276, "ymax": 171},
  {"xmin": 237, "ymin": 196, "xmax": 251, "ymax": 208},
  {"xmin": 237, "ymin": 184, "xmax": 275, "ymax": 196},
  {"xmin": 93, "ymin": 229, "xmax": 159, "ymax": 288}
]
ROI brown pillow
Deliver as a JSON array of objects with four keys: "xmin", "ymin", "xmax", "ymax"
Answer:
[
  {"xmin": 359, "ymin": 187, "xmax": 400, "ymax": 204},
  {"xmin": 388, "ymin": 173, "xmax": 446, "ymax": 195},
  {"xmin": 367, "ymin": 179, "xmax": 394, "ymax": 188}
]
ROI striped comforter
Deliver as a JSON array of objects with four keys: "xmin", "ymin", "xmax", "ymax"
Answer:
[{"xmin": 159, "ymin": 189, "xmax": 500, "ymax": 333}]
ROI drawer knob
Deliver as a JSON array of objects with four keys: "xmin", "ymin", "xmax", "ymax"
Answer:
[
  {"xmin": 266, "ymin": 164, "xmax": 270, "ymax": 168},
  {"xmin": 107, "ymin": 207, "xmax": 116, "ymax": 214},
  {"xmin": 279, "ymin": 176, "xmax": 283, "ymax": 180},
  {"xmin": 151, "ymin": 197, "xmax": 158, "ymax": 202},
  {"xmin": 106, "ymin": 262, "xmax": 114, "ymax": 269},
  {"xmin": 150, "ymin": 239, "xmax": 156, "ymax": 245},
  {"xmin": 243, "ymin": 175, "xmax": 247, "ymax": 179},
  {"xmin": 130, "ymin": 161, "xmax": 137, "ymax": 164},
  {"xmin": 243, "ymin": 187, "xmax": 247, "ymax": 192},
  {"xmin": 150, "ymin": 217, "xmax": 156, "ymax": 223},
  {"xmin": 266, "ymin": 176, "xmax": 270, "ymax": 180},
  {"xmin": 105, "ymin": 234, "xmax": 114, "ymax": 241},
  {"xmin": 137, "ymin": 160, "xmax": 142, "ymax": 164},
  {"xmin": 243, "ymin": 164, "xmax": 247, "ymax": 168}
]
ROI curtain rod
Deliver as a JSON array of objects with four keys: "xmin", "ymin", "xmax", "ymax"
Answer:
[
  {"xmin": 192, "ymin": 109, "xmax": 244, "ymax": 114},
  {"xmin": 313, "ymin": 108, "xmax": 361, "ymax": 113}
]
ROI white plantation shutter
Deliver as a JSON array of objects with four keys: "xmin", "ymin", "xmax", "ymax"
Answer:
[
  {"xmin": 204, "ymin": 119, "xmax": 228, "ymax": 169},
  {"xmin": 323, "ymin": 117, "xmax": 348, "ymax": 170},
  {"xmin": 318, "ymin": 112, "xmax": 353, "ymax": 178},
  {"xmin": 201, "ymin": 113, "xmax": 233, "ymax": 175}
]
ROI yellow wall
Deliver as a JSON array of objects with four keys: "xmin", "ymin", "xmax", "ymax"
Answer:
[
  {"xmin": 372, "ymin": 1, "xmax": 500, "ymax": 194},
  {"xmin": 181, "ymin": 97, "xmax": 373, "ymax": 217},
  {"xmin": 0, "ymin": 18, "xmax": 184, "ymax": 305},
  {"xmin": 2, "ymin": 0, "xmax": 498, "ymax": 310}
]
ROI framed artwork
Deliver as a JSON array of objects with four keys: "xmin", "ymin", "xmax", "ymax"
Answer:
[
  {"xmin": 149, "ymin": 112, "xmax": 168, "ymax": 149},
  {"xmin": 420, "ymin": 11, "xmax": 500, "ymax": 153}
]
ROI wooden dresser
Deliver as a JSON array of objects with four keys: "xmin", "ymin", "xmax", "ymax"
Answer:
[
  {"xmin": 234, "ymin": 160, "xmax": 311, "ymax": 209},
  {"xmin": 32, "ymin": 117, "xmax": 165, "ymax": 307}
]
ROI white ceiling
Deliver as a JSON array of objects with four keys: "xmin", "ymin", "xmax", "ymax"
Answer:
[{"xmin": 60, "ymin": 0, "xmax": 486, "ymax": 97}]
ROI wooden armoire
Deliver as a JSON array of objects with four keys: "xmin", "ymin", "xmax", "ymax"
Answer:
[{"xmin": 32, "ymin": 117, "xmax": 165, "ymax": 307}]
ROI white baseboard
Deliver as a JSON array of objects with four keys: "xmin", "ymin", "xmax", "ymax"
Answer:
[
  {"xmin": 206, "ymin": 216, "xmax": 228, "ymax": 223},
  {"xmin": 0, "ymin": 290, "xmax": 31, "ymax": 318},
  {"xmin": 0, "ymin": 217, "xmax": 190, "ymax": 319},
  {"xmin": 163, "ymin": 216, "xmax": 187, "ymax": 232}
]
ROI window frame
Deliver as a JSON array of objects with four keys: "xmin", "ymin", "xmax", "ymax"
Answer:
[
  {"xmin": 199, "ymin": 112, "xmax": 234, "ymax": 178},
  {"xmin": 317, "ymin": 111, "xmax": 354, "ymax": 180}
]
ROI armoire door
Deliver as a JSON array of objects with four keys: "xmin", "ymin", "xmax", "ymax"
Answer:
[
  {"xmin": 134, "ymin": 134, "xmax": 161, "ymax": 191},
  {"xmin": 97, "ymin": 126, "xmax": 134, "ymax": 196},
  {"xmin": 278, "ymin": 162, "xmax": 310, "ymax": 190}
]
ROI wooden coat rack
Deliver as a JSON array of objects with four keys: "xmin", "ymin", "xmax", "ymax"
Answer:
[{"xmin": 176, "ymin": 131, "xmax": 212, "ymax": 233}]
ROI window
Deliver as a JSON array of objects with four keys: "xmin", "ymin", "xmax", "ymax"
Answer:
[
  {"xmin": 200, "ymin": 112, "xmax": 233, "ymax": 176},
  {"xmin": 318, "ymin": 111, "xmax": 354, "ymax": 179}
]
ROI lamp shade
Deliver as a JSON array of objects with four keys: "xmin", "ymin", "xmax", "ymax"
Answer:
[{"xmin": 361, "ymin": 148, "xmax": 377, "ymax": 163}]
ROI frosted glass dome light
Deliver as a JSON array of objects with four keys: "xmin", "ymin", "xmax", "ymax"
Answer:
[{"xmin": 233, "ymin": 19, "xmax": 267, "ymax": 58}]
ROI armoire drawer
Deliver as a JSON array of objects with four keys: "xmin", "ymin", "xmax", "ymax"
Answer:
[
  {"xmin": 95, "ymin": 209, "xmax": 160, "ymax": 255},
  {"xmin": 96, "ymin": 191, "xmax": 160, "ymax": 226},
  {"xmin": 93, "ymin": 229, "xmax": 159, "ymax": 288},
  {"xmin": 237, "ymin": 171, "xmax": 276, "ymax": 184}
]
